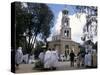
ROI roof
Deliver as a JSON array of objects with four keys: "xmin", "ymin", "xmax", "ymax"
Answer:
[{"xmin": 48, "ymin": 39, "xmax": 80, "ymax": 46}]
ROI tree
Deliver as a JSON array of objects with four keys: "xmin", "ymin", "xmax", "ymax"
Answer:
[
  {"xmin": 15, "ymin": 2, "xmax": 54, "ymax": 54},
  {"xmin": 75, "ymin": 6, "xmax": 97, "ymax": 42},
  {"xmin": 33, "ymin": 41, "xmax": 45, "ymax": 59},
  {"xmin": 25, "ymin": 3, "xmax": 54, "ymax": 53},
  {"xmin": 15, "ymin": 2, "xmax": 32, "ymax": 52}
]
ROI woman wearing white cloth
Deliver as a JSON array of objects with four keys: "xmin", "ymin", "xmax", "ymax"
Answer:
[
  {"xmin": 51, "ymin": 48, "xmax": 59, "ymax": 70},
  {"xmin": 84, "ymin": 51, "xmax": 92, "ymax": 68},
  {"xmin": 87, "ymin": 51, "xmax": 92, "ymax": 67},
  {"xmin": 15, "ymin": 47, "xmax": 23, "ymax": 69},
  {"xmin": 84, "ymin": 52, "xmax": 88, "ymax": 67},
  {"xmin": 44, "ymin": 49, "xmax": 52, "ymax": 70}
]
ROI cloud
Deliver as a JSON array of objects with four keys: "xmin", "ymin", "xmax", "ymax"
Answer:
[
  {"xmin": 53, "ymin": 11, "xmax": 62, "ymax": 35},
  {"xmin": 47, "ymin": 11, "xmax": 87, "ymax": 44},
  {"xmin": 47, "ymin": 11, "xmax": 62, "ymax": 41},
  {"xmin": 70, "ymin": 13, "xmax": 87, "ymax": 43}
]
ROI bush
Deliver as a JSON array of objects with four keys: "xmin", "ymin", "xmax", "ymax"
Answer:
[{"xmin": 34, "ymin": 60, "xmax": 44, "ymax": 69}]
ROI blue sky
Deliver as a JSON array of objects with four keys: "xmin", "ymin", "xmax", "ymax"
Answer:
[{"xmin": 48, "ymin": 4, "xmax": 77, "ymax": 20}]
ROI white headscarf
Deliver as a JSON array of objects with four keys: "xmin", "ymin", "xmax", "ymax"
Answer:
[{"xmin": 17, "ymin": 47, "xmax": 22, "ymax": 53}]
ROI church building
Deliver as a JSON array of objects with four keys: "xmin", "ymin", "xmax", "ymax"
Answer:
[{"xmin": 48, "ymin": 9, "xmax": 80, "ymax": 56}]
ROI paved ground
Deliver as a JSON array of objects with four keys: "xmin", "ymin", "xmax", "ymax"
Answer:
[
  {"xmin": 56, "ymin": 61, "xmax": 85, "ymax": 70},
  {"xmin": 16, "ymin": 61, "xmax": 86, "ymax": 73}
]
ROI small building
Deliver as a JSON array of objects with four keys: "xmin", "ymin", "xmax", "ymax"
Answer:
[{"xmin": 48, "ymin": 9, "xmax": 80, "ymax": 56}]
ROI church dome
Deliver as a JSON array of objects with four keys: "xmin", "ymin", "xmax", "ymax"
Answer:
[{"xmin": 62, "ymin": 9, "xmax": 68, "ymax": 15}]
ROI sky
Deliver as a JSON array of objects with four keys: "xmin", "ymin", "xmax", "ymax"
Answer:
[{"xmin": 47, "ymin": 3, "xmax": 87, "ymax": 44}]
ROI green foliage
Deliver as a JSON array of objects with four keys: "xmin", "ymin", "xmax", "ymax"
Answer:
[
  {"xmin": 76, "ymin": 6, "xmax": 97, "ymax": 41},
  {"xmin": 34, "ymin": 60, "xmax": 44, "ymax": 69},
  {"xmin": 26, "ymin": 3, "xmax": 54, "ymax": 52},
  {"xmin": 15, "ymin": 2, "xmax": 54, "ymax": 54},
  {"xmin": 33, "ymin": 41, "xmax": 45, "ymax": 59}
]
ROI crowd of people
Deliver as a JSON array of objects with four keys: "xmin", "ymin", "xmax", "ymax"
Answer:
[
  {"xmin": 15, "ymin": 47, "xmax": 35, "ymax": 69},
  {"xmin": 38, "ymin": 48, "xmax": 97, "ymax": 70},
  {"xmin": 38, "ymin": 48, "xmax": 59, "ymax": 70},
  {"xmin": 15, "ymin": 47, "xmax": 59, "ymax": 70},
  {"xmin": 76, "ymin": 49, "xmax": 97, "ymax": 68},
  {"xmin": 15, "ymin": 46, "xmax": 97, "ymax": 71}
]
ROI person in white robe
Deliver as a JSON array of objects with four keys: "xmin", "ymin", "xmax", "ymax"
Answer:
[
  {"xmin": 29, "ymin": 54, "xmax": 35, "ymax": 64},
  {"xmin": 84, "ymin": 53, "xmax": 88, "ymax": 67},
  {"xmin": 39, "ymin": 52, "xmax": 45, "ymax": 63},
  {"xmin": 44, "ymin": 49, "xmax": 52, "ymax": 69},
  {"xmin": 23, "ymin": 54, "xmax": 29, "ymax": 64},
  {"xmin": 84, "ymin": 51, "xmax": 92, "ymax": 67},
  {"xmin": 87, "ymin": 51, "xmax": 92, "ymax": 67},
  {"xmin": 15, "ymin": 47, "xmax": 23, "ymax": 69},
  {"xmin": 51, "ymin": 48, "xmax": 59, "ymax": 69},
  {"xmin": 77, "ymin": 52, "xmax": 81, "ymax": 68}
]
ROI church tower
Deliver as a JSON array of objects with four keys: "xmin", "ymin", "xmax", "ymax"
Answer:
[
  {"xmin": 60, "ymin": 9, "xmax": 71, "ymax": 40},
  {"xmin": 48, "ymin": 8, "xmax": 80, "ymax": 56}
]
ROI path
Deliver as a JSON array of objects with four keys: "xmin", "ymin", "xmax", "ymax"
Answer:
[{"xmin": 16, "ymin": 61, "xmax": 85, "ymax": 73}]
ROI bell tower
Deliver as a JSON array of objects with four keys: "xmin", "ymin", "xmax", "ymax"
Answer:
[{"xmin": 60, "ymin": 9, "xmax": 71, "ymax": 40}]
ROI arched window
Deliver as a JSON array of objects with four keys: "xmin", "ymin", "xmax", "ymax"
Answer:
[
  {"xmin": 67, "ymin": 20, "xmax": 69, "ymax": 26},
  {"xmin": 67, "ymin": 30, "xmax": 69, "ymax": 37},
  {"xmin": 65, "ymin": 45, "xmax": 69, "ymax": 49},
  {"xmin": 65, "ymin": 18, "xmax": 69, "ymax": 26},
  {"xmin": 64, "ymin": 30, "xmax": 67, "ymax": 36},
  {"xmin": 65, "ymin": 45, "xmax": 69, "ymax": 54}
]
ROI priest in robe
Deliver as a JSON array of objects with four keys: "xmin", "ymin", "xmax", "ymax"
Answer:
[
  {"xmin": 84, "ymin": 51, "xmax": 92, "ymax": 68},
  {"xmin": 15, "ymin": 47, "xmax": 23, "ymax": 69},
  {"xmin": 44, "ymin": 48, "xmax": 52, "ymax": 70},
  {"xmin": 51, "ymin": 48, "xmax": 59, "ymax": 70}
]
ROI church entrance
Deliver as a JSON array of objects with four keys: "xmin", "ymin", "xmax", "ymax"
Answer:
[{"xmin": 65, "ymin": 45, "xmax": 69, "ymax": 58}]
